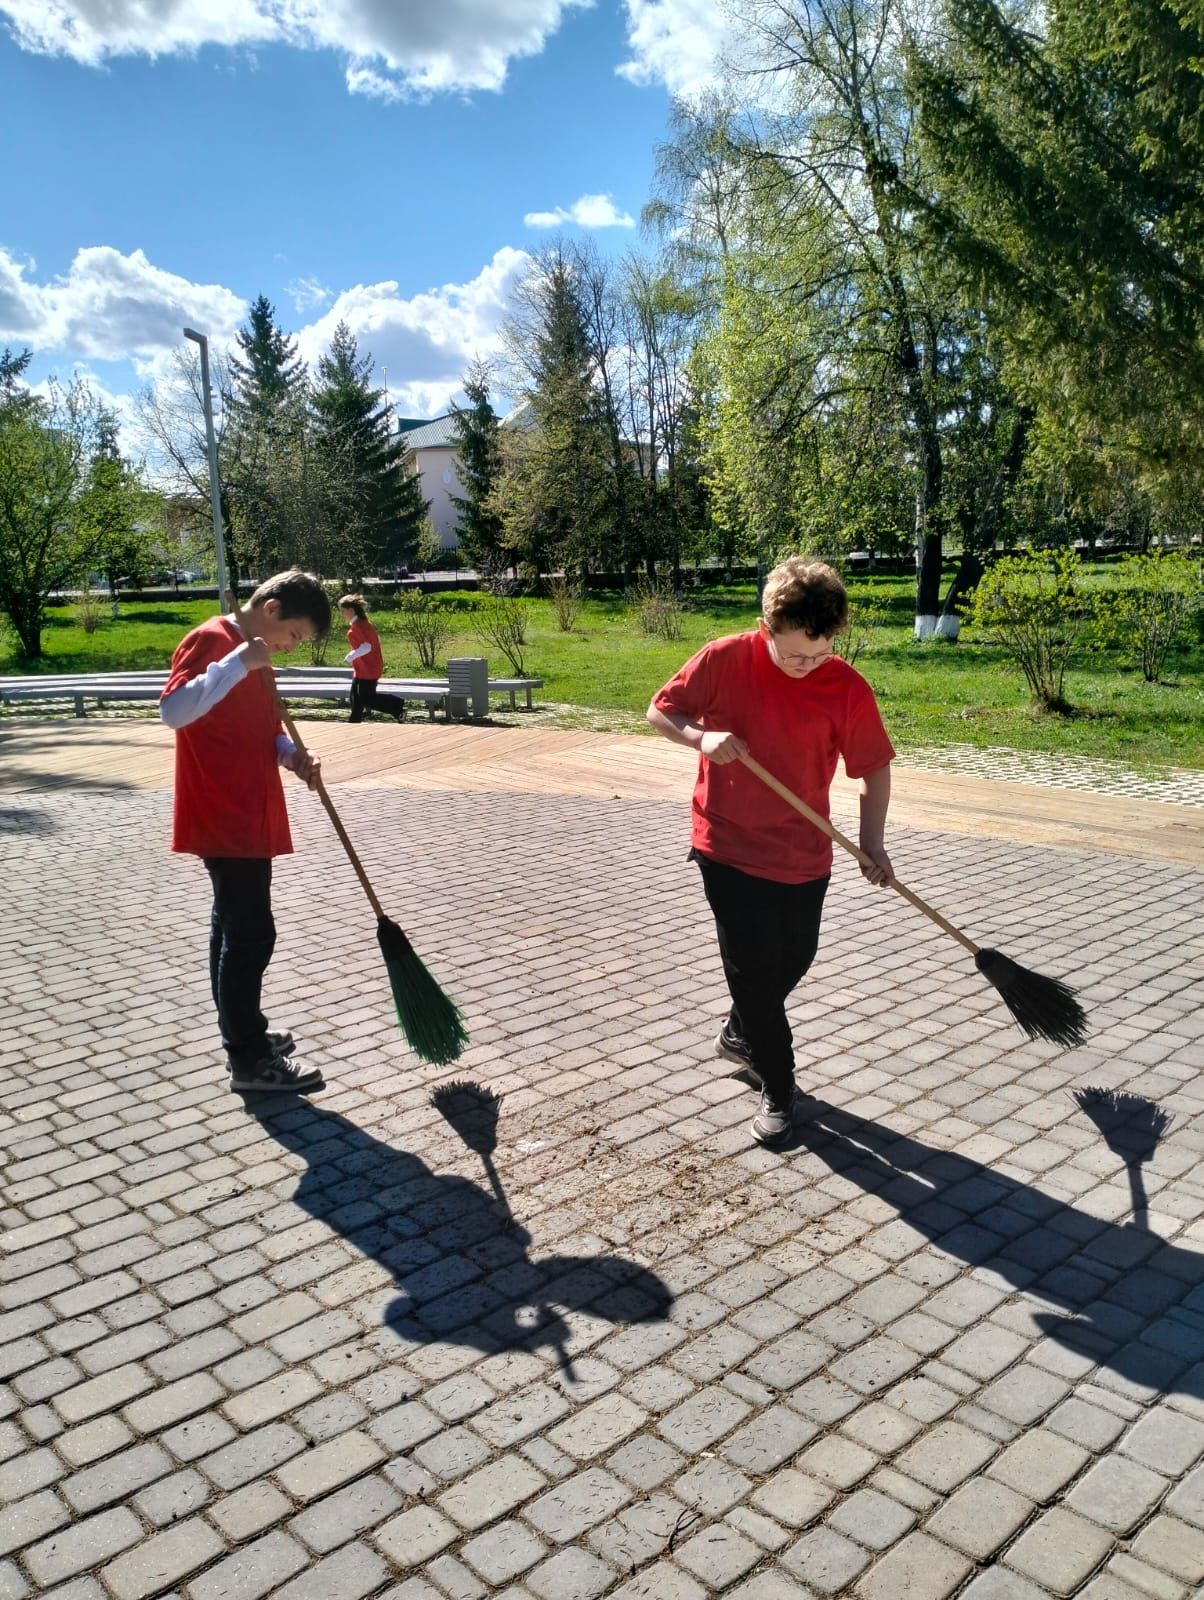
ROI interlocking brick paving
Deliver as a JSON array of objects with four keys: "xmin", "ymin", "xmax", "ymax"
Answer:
[
  {"xmin": 901, "ymin": 746, "xmax": 1204, "ymax": 809},
  {"xmin": 1, "ymin": 762, "xmax": 1203, "ymax": 1599}
]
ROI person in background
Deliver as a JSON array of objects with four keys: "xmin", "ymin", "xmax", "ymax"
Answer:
[{"xmin": 339, "ymin": 594, "xmax": 407, "ymax": 724}]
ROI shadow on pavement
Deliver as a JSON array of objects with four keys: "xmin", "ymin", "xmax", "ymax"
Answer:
[
  {"xmin": 0, "ymin": 806, "xmax": 57, "ymax": 834},
  {"xmin": 789, "ymin": 1094, "xmax": 1204, "ymax": 1400},
  {"xmin": 252, "ymin": 1097, "xmax": 674, "ymax": 1380},
  {"xmin": 1073, "ymin": 1087, "xmax": 1174, "ymax": 1230},
  {"xmin": 0, "ymin": 728, "xmax": 142, "ymax": 793}
]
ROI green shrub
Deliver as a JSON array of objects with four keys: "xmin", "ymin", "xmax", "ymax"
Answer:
[
  {"xmin": 74, "ymin": 588, "xmax": 104, "ymax": 636},
  {"xmin": 835, "ymin": 595, "xmax": 887, "ymax": 667},
  {"xmin": 399, "ymin": 591, "xmax": 453, "ymax": 672},
  {"xmin": 474, "ymin": 590, "xmax": 529, "ymax": 674},
  {"xmin": 309, "ymin": 579, "xmax": 345, "ymax": 665},
  {"xmin": 1102, "ymin": 551, "xmax": 1204, "ymax": 682},
  {"xmin": 968, "ymin": 550, "xmax": 1091, "ymax": 712},
  {"xmin": 546, "ymin": 573, "xmax": 582, "ymax": 633},
  {"xmin": 630, "ymin": 572, "xmax": 684, "ymax": 641}
]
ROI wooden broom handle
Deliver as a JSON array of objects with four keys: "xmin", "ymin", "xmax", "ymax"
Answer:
[
  {"xmin": 738, "ymin": 753, "xmax": 980, "ymax": 956},
  {"xmin": 275, "ymin": 703, "xmax": 386, "ymax": 920},
  {"xmin": 228, "ymin": 593, "xmax": 385, "ymax": 920}
]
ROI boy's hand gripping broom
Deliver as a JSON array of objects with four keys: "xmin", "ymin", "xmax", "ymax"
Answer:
[
  {"xmin": 739, "ymin": 753, "xmax": 1088, "ymax": 1049},
  {"xmin": 232, "ymin": 599, "xmax": 467, "ymax": 1065}
]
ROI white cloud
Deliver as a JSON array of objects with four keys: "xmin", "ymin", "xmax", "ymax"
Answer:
[
  {"xmin": 0, "ymin": 0, "xmax": 593, "ymax": 97},
  {"xmin": 286, "ymin": 275, "xmax": 332, "ymax": 313},
  {"xmin": 0, "ymin": 238, "xmax": 530, "ymax": 427},
  {"xmin": 524, "ymin": 193, "xmax": 636, "ymax": 229},
  {"xmin": 294, "ymin": 246, "xmax": 530, "ymax": 416},
  {"xmin": 0, "ymin": 245, "xmax": 246, "ymax": 362},
  {"xmin": 618, "ymin": 0, "xmax": 731, "ymax": 99}
]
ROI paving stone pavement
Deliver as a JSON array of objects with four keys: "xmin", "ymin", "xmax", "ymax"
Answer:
[
  {"xmin": 2, "ymin": 774, "xmax": 1203, "ymax": 1600},
  {"xmin": 899, "ymin": 746, "xmax": 1204, "ymax": 809}
]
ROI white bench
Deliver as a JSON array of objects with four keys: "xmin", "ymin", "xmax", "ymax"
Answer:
[
  {"xmin": 0, "ymin": 671, "xmax": 445, "ymax": 720},
  {"xmin": 0, "ymin": 674, "xmax": 168, "ymax": 716},
  {"xmin": 488, "ymin": 677, "xmax": 544, "ymax": 711},
  {"xmin": 281, "ymin": 666, "xmax": 543, "ymax": 713},
  {"xmin": 0, "ymin": 665, "xmax": 542, "ymax": 717}
]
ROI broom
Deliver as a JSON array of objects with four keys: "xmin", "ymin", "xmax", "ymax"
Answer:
[
  {"xmin": 738, "ymin": 752, "xmax": 1088, "ymax": 1048},
  {"xmin": 232, "ymin": 597, "xmax": 467, "ymax": 1065}
]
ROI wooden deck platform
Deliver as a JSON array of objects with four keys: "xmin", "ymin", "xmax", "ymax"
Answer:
[{"xmin": 3, "ymin": 717, "xmax": 1202, "ymax": 867}]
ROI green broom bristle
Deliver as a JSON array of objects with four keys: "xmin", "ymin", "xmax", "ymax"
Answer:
[
  {"xmin": 975, "ymin": 947, "xmax": 1088, "ymax": 1049},
  {"xmin": 377, "ymin": 916, "xmax": 468, "ymax": 1065}
]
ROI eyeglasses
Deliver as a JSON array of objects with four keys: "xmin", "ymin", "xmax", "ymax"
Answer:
[{"xmin": 770, "ymin": 642, "xmax": 835, "ymax": 671}]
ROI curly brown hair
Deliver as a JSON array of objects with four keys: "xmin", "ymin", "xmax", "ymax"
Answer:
[{"xmin": 762, "ymin": 558, "xmax": 848, "ymax": 638}]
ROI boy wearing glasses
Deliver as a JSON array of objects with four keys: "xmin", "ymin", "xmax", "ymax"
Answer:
[{"xmin": 647, "ymin": 558, "xmax": 896, "ymax": 1147}]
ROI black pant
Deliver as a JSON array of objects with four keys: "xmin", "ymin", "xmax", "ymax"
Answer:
[
  {"xmin": 694, "ymin": 851, "xmax": 829, "ymax": 1102},
  {"xmin": 349, "ymin": 678, "xmax": 406, "ymax": 722},
  {"xmin": 204, "ymin": 858, "xmax": 276, "ymax": 1068}
]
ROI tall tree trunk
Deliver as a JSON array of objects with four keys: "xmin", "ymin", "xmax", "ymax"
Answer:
[
  {"xmin": 11, "ymin": 593, "xmax": 43, "ymax": 658},
  {"xmin": 863, "ymin": 146, "xmax": 946, "ymax": 639},
  {"xmin": 938, "ymin": 406, "xmax": 1032, "ymax": 638},
  {"xmin": 938, "ymin": 552, "xmax": 984, "ymax": 631},
  {"xmin": 900, "ymin": 324, "xmax": 944, "ymax": 637}
]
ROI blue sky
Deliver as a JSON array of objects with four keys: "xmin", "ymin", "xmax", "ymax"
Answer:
[{"xmin": 0, "ymin": 1, "xmax": 728, "ymax": 432}]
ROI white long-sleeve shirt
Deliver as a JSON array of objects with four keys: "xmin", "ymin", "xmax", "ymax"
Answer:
[{"xmin": 160, "ymin": 636, "xmax": 296, "ymax": 763}]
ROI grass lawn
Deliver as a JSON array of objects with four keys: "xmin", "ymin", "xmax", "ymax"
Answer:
[{"xmin": 5, "ymin": 574, "xmax": 1203, "ymax": 769}]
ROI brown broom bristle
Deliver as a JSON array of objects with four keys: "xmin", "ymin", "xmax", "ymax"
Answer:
[
  {"xmin": 975, "ymin": 948, "xmax": 1087, "ymax": 1048},
  {"xmin": 377, "ymin": 916, "xmax": 467, "ymax": 1066}
]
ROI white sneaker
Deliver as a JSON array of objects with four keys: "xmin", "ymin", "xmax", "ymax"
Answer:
[{"xmin": 751, "ymin": 1087, "xmax": 796, "ymax": 1146}]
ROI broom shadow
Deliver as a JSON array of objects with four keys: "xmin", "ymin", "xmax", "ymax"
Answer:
[
  {"xmin": 1072, "ymin": 1088, "xmax": 1173, "ymax": 1230},
  {"xmin": 784, "ymin": 1096, "xmax": 1204, "ymax": 1399},
  {"xmin": 250, "ymin": 1098, "xmax": 673, "ymax": 1383}
]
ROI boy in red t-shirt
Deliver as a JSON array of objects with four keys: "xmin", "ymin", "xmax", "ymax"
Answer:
[
  {"xmin": 648, "ymin": 558, "xmax": 896, "ymax": 1147},
  {"xmin": 160, "ymin": 570, "xmax": 332, "ymax": 1093},
  {"xmin": 338, "ymin": 594, "xmax": 406, "ymax": 723}
]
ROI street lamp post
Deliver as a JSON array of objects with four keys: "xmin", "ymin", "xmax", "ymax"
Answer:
[{"xmin": 183, "ymin": 327, "xmax": 230, "ymax": 614}]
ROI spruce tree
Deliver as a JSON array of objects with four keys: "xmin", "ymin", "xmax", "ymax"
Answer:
[
  {"xmin": 501, "ymin": 252, "xmax": 617, "ymax": 579},
  {"xmin": 449, "ymin": 359, "xmax": 505, "ymax": 572},
  {"xmin": 228, "ymin": 295, "xmax": 306, "ymax": 421},
  {"xmin": 310, "ymin": 321, "xmax": 428, "ymax": 575},
  {"xmin": 0, "ymin": 347, "xmax": 33, "ymax": 406},
  {"xmin": 224, "ymin": 296, "xmax": 311, "ymax": 573},
  {"xmin": 911, "ymin": 0, "xmax": 1204, "ymax": 455}
]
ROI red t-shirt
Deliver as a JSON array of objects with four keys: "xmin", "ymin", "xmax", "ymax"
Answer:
[
  {"xmin": 652, "ymin": 630, "xmax": 895, "ymax": 883},
  {"xmin": 348, "ymin": 618, "xmax": 383, "ymax": 679},
  {"xmin": 163, "ymin": 616, "xmax": 292, "ymax": 859}
]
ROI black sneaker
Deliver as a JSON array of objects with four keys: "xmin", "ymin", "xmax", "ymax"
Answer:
[
  {"xmin": 752, "ymin": 1087, "xmax": 797, "ymax": 1147},
  {"xmin": 230, "ymin": 1055, "xmax": 325, "ymax": 1095},
  {"xmin": 267, "ymin": 1031, "xmax": 295, "ymax": 1058}
]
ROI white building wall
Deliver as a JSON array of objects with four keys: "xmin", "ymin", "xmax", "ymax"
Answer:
[{"xmin": 413, "ymin": 446, "xmax": 463, "ymax": 548}]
